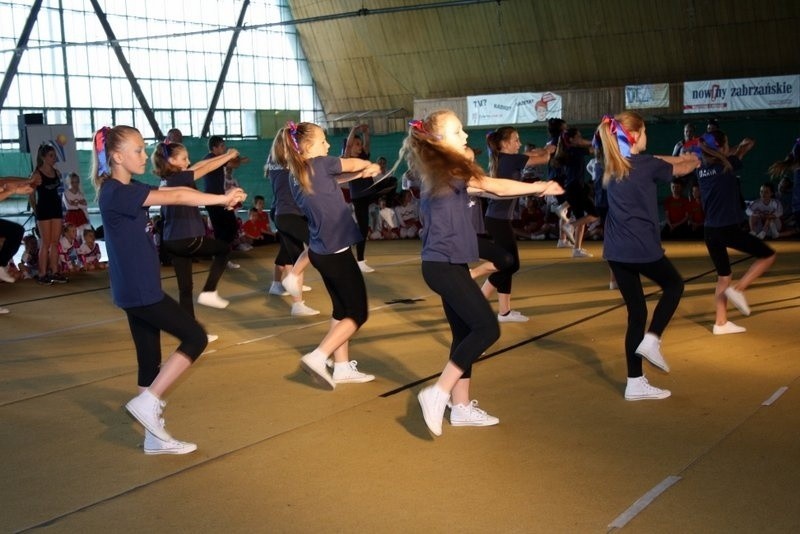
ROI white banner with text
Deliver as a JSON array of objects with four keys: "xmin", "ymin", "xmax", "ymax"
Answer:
[
  {"xmin": 683, "ymin": 75, "xmax": 799, "ymax": 113},
  {"xmin": 467, "ymin": 92, "xmax": 563, "ymax": 126}
]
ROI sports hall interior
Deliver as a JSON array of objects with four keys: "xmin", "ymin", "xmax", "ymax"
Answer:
[{"xmin": 2, "ymin": 1, "xmax": 799, "ymax": 532}]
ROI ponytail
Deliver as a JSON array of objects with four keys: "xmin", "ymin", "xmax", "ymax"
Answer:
[
  {"xmin": 272, "ymin": 121, "xmax": 317, "ymax": 194},
  {"xmin": 151, "ymin": 141, "xmax": 184, "ymax": 178},
  {"xmin": 596, "ymin": 112, "xmax": 642, "ymax": 185},
  {"xmin": 90, "ymin": 125, "xmax": 140, "ymax": 198}
]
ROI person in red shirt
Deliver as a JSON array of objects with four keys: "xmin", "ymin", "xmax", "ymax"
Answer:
[
  {"xmin": 241, "ymin": 207, "xmax": 275, "ymax": 246},
  {"xmin": 661, "ymin": 179, "xmax": 690, "ymax": 239}
]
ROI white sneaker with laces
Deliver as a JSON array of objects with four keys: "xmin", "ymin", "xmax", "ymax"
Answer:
[
  {"xmin": 418, "ymin": 385, "xmax": 450, "ymax": 436},
  {"xmin": 207, "ymin": 334, "xmax": 219, "ymax": 343},
  {"xmin": 635, "ymin": 332, "xmax": 670, "ymax": 373},
  {"xmin": 624, "ymin": 376, "xmax": 671, "ymax": 401},
  {"xmin": 282, "ymin": 272, "xmax": 302, "ymax": 298},
  {"xmin": 197, "ymin": 291, "xmax": 230, "ymax": 309},
  {"xmin": 712, "ymin": 321, "xmax": 746, "ymax": 335},
  {"xmin": 450, "ymin": 400, "xmax": 500, "ymax": 427},
  {"xmin": 291, "ymin": 301, "xmax": 320, "ymax": 317},
  {"xmin": 300, "ymin": 352, "xmax": 335, "ymax": 389},
  {"xmin": 227, "ymin": 261, "xmax": 240, "ymax": 269},
  {"xmin": 556, "ymin": 240, "xmax": 572, "ymax": 249},
  {"xmin": 498, "ymin": 310, "xmax": 529, "ymax": 323},
  {"xmin": 126, "ymin": 389, "xmax": 172, "ymax": 441},
  {"xmin": 332, "ymin": 360, "xmax": 375, "ymax": 384},
  {"xmin": 572, "ymin": 247, "xmax": 593, "ymax": 258},
  {"xmin": 143, "ymin": 430, "xmax": 197, "ymax": 455},
  {"xmin": 358, "ymin": 260, "xmax": 375, "ymax": 273},
  {"xmin": 268, "ymin": 282, "xmax": 289, "ymax": 296},
  {"xmin": 0, "ymin": 265, "xmax": 15, "ymax": 283},
  {"xmin": 724, "ymin": 287, "xmax": 750, "ymax": 316}
]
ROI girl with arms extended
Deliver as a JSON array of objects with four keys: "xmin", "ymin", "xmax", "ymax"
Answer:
[
  {"xmin": 273, "ymin": 121, "xmax": 380, "ymax": 389},
  {"xmin": 397, "ymin": 110, "xmax": 563, "ymax": 436},
  {"xmin": 92, "ymin": 126, "xmax": 245, "ymax": 454},
  {"xmin": 597, "ymin": 112, "xmax": 699, "ymax": 400}
]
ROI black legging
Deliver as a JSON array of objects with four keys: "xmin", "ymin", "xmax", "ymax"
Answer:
[
  {"xmin": 608, "ymin": 256, "xmax": 684, "ymax": 378},
  {"xmin": 0, "ymin": 218, "xmax": 24, "ymax": 267},
  {"xmin": 162, "ymin": 236, "xmax": 230, "ymax": 318},
  {"xmin": 422, "ymin": 261, "xmax": 500, "ymax": 379},
  {"xmin": 275, "ymin": 213, "xmax": 309, "ymax": 265},
  {"xmin": 484, "ymin": 216, "xmax": 520, "ymax": 294},
  {"xmin": 352, "ymin": 197, "xmax": 371, "ymax": 261},
  {"xmin": 124, "ymin": 294, "xmax": 208, "ymax": 387},
  {"xmin": 309, "ymin": 248, "xmax": 368, "ymax": 327},
  {"xmin": 477, "ymin": 234, "xmax": 514, "ymax": 272}
]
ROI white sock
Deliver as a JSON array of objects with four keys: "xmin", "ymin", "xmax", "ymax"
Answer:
[
  {"xmin": 308, "ymin": 348, "xmax": 328, "ymax": 362},
  {"xmin": 333, "ymin": 361, "xmax": 351, "ymax": 372}
]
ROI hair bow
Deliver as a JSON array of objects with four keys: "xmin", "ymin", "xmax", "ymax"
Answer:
[
  {"xmin": 286, "ymin": 121, "xmax": 300, "ymax": 151},
  {"xmin": 95, "ymin": 127, "xmax": 111, "ymax": 176},
  {"xmin": 700, "ymin": 132, "xmax": 719, "ymax": 151},
  {"xmin": 602, "ymin": 115, "xmax": 635, "ymax": 158},
  {"xmin": 408, "ymin": 119, "xmax": 427, "ymax": 133}
]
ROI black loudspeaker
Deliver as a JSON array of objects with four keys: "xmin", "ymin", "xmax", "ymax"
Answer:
[{"xmin": 18, "ymin": 113, "xmax": 45, "ymax": 153}]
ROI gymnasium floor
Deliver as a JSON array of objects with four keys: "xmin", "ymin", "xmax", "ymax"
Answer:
[{"xmin": 1, "ymin": 238, "xmax": 799, "ymax": 533}]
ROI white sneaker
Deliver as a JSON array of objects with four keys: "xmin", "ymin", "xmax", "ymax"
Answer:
[
  {"xmin": 358, "ymin": 260, "xmax": 375, "ymax": 273},
  {"xmin": 268, "ymin": 282, "xmax": 289, "ymax": 296},
  {"xmin": 0, "ymin": 306, "xmax": 9, "ymax": 314},
  {"xmin": 635, "ymin": 332, "xmax": 670, "ymax": 373},
  {"xmin": 498, "ymin": 310, "xmax": 529, "ymax": 323},
  {"xmin": 302, "ymin": 285, "xmax": 312, "ymax": 292},
  {"xmin": 300, "ymin": 352, "xmax": 335, "ymax": 390},
  {"xmin": 724, "ymin": 287, "xmax": 750, "ymax": 316},
  {"xmin": 450, "ymin": 400, "xmax": 499, "ymax": 427},
  {"xmin": 143, "ymin": 430, "xmax": 197, "ymax": 455},
  {"xmin": 197, "ymin": 291, "xmax": 230, "ymax": 309},
  {"xmin": 712, "ymin": 321, "xmax": 746, "ymax": 335},
  {"xmin": 236, "ymin": 243, "xmax": 253, "ymax": 251},
  {"xmin": 572, "ymin": 248, "xmax": 593, "ymax": 258},
  {"xmin": 282, "ymin": 272, "xmax": 302, "ymax": 298},
  {"xmin": 756, "ymin": 231, "xmax": 766, "ymax": 240},
  {"xmin": 332, "ymin": 360, "xmax": 375, "ymax": 384},
  {"xmin": 556, "ymin": 240, "xmax": 572, "ymax": 249},
  {"xmin": 0, "ymin": 265, "xmax": 15, "ymax": 283},
  {"xmin": 126, "ymin": 390, "xmax": 172, "ymax": 441},
  {"xmin": 207, "ymin": 334, "xmax": 219, "ymax": 343},
  {"xmin": 227, "ymin": 261, "xmax": 240, "ymax": 269},
  {"xmin": 530, "ymin": 233, "xmax": 546, "ymax": 240},
  {"xmin": 418, "ymin": 385, "xmax": 450, "ymax": 436},
  {"xmin": 291, "ymin": 301, "xmax": 320, "ymax": 317},
  {"xmin": 624, "ymin": 376, "xmax": 671, "ymax": 401},
  {"xmin": 562, "ymin": 222, "xmax": 576, "ymax": 245}
]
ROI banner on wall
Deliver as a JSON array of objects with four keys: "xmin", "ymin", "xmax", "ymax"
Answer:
[
  {"xmin": 625, "ymin": 84, "xmax": 669, "ymax": 109},
  {"xmin": 684, "ymin": 75, "xmax": 800, "ymax": 113},
  {"xmin": 26, "ymin": 124, "xmax": 79, "ymax": 177},
  {"xmin": 466, "ymin": 92, "xmax": 562, "ymax": 126}
]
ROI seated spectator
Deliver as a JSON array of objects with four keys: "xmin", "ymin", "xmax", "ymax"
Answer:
[
  {"xmin": 77, "ymin": 228, "xmax": 106, "ymax": 270},
  {"xmin": 686, "ymin": 184, "xmax": 705, "ymax": 239},
  {"xmin": 747, "ymin": 182, "xmax": 782, "ymax": 239},
  {"xmin": 394, "ymin": 189, "xmax": 421, "ymax": 238},
  {"xmin": 241, "ymin": 207, "xmax": 276, "ymax": 246},
  {"xmin": 513, "ymin": 196, "xmax": 554, "ymax": 240},
  {"xmin": 661, "ymin": 179, "xmax": 690, "ymax": 239},
  {"xmin": 57, "ymin": 223, "xmax": 81, "ymax": 273},
  {"xmin": 401, "ymin": 169, "xmax": 421, "ymax": 199},
  {"xmin": 369, "ymin": 196, "xmax": 400, "ymax": 240},
  {"xmin": 18, "ymin": 234, "xmax": 40, "ymax": 279}
]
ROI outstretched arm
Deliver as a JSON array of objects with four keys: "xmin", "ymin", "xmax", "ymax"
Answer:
[
  {"xmin": 144, "ymin": 186, "xmax": 247, "ymax": 209},
  {"xmin": 654, "ymin": 153, "xmax": 701, "ymax": 176},
  {"xmin": 188, "ymin": 148, "xmax": 240, "ymax": 180},
  {"xmin": 523, "ymin": 144, "xmax": 555, "ymax": 166},
  {"xmin": 0, "ymin": 181, "xmax": 33, "ymax": 202},
  {"xmin": 468, "ymin": 175, "xmax": 564, "ymax": 198}
]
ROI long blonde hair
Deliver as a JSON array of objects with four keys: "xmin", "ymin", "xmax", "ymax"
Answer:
[
  {"xmin": 271, "ymin": 122, "xmax": 319, "ymax": 194},
  {"xmin": 596, "ymin": 111, "xmax": 643, "ymax": 185},
  {"xmin": 393, "ymin": 110, "xmax": 483, "ymax": 196}
]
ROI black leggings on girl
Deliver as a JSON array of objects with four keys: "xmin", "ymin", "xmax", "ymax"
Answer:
[
  {"xmin": 608, "ymin": 256, "xmax": 684, "ymax": 378},
  {"xmin": 352, "ymin": 197, "xmax": 371, "ymax": 261},
  {"xmin": 422, "ymin": 261, "xmax": 500, "ymax": 379},
  {"xmin": 484, "ymin": 216, "xmax": 520, "ymax": 294},
  {"xmin": 309, "ymin": 248, "xmax": 368, "ymax": 327},
  {"xmin": 162, "ymin": 236, "xmax": 230, "ymax": 317},
  {"xmin": 125, "ymin": 294, "xmax": 208, "ymax": 387}
]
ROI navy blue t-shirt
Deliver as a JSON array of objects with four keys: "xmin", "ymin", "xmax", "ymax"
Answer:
[
  {"xmin": 420, "ymin": 180, "xmax": 479, "ymax": 264},
  {"xmin": 160, "ymin": 171, "xmax": 206, "ymax": 241},
  {"xmin": 98, "ymin": 179, "xmax": 164, "ymax": 308},
  {"xmin": 203, "ymin": 152, "xmax": 225, "ymax": 194},
  {"xmin": 290, "ymin": 156, "xmax": 362, "ymax": 254},
  {"xmin": 485, "ymin": 153, "xmax": 529, "ymax": 220},
  {"xmin": 267, "ymin": 159, "xmax": 303, "ymax": 217},
  {"xmin": 603, "ymin": 154, "xmax": 672, "ymax": 263},
  {"xmin": 697, "ymin": 156, "xmax": 745, "ymax": 228}
]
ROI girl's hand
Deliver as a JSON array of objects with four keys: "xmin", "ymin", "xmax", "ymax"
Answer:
[
  {"xmin": 223, "ymin": 187, "xmax": 247, "ymax": 210},
  {"xmin": 542, "ymin": 180, "xmax": 564, "ymax": 196},
  {"xmin": 361, "ymin": 163, "xmax": 381, "ymax": 178},
  {"xmin": 682, "ymin": 152, "xmax": 701, "ymax": 168}
]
